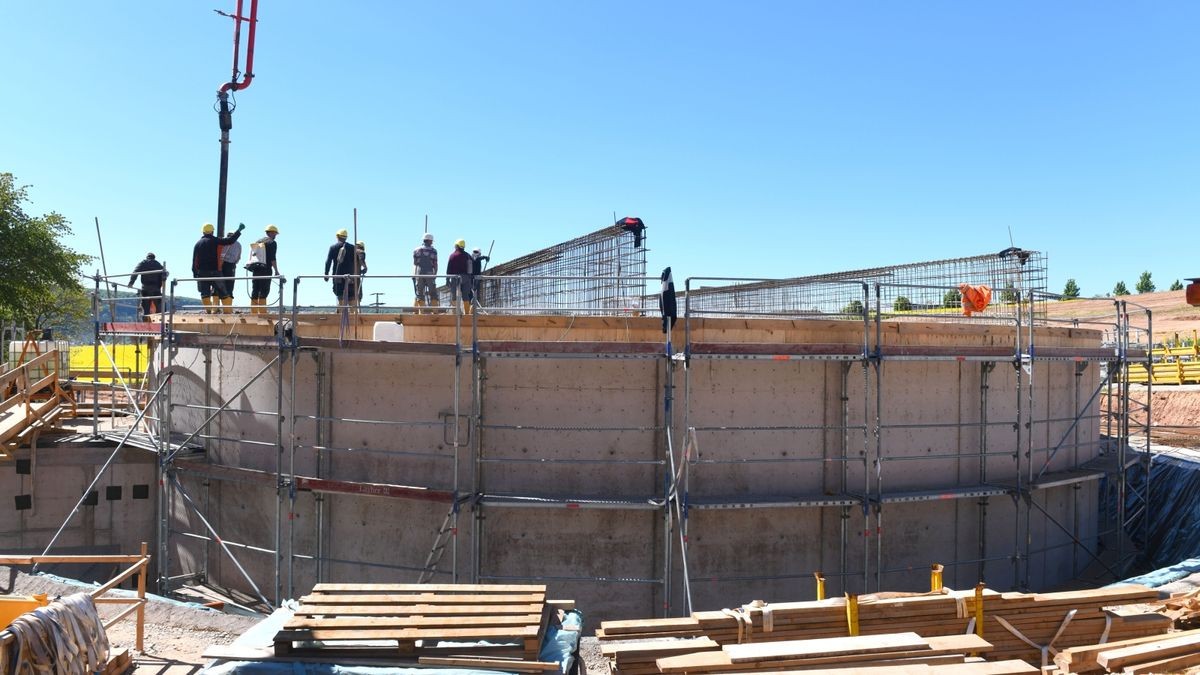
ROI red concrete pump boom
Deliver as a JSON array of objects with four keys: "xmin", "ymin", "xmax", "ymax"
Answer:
[{"xmin": 214, "ymin": 0, "xmax": 259, "ymax": 238}]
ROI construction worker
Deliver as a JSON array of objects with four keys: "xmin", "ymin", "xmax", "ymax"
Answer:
[
  {"xmin": 413, "ymin": 233, "xmax": 439, "ymax": 310},
  {"xmin": 355, "ymin": 241, "xmax": 368, "ymax": 305},
  {"xmin": 470, "ymin": 247, "xmax": 490, "ymax": 307},
  {"xmin": 219, "ymin": 233, "xmax": 242, "ymax": 314},
  {"xmin": 246, "ymin": 224, "xmax": 280, "ymax": 314},
  {"xmin": 129, "ymin": 253, "xmax": 166, "ymax": 318},
  {"xmin": 447, "ymin": 239, "xmax": 472, "ymax": 314},
  {"xmin": 324, "ymin": 228, "xmax": 357, "ymax": 307},
  {"xmin": 192, "ymin": 222, "xmax": 244, "ymax": 314}
]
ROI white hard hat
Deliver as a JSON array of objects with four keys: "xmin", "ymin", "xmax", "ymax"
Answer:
[{"xmin": 423, "ymin": 233, "xmax": 434, "ymax": 242}]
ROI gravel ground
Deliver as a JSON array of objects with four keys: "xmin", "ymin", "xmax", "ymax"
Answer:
[{"xmin": 4, "ymin": 566, "xmax": 262, "ymax": 673}]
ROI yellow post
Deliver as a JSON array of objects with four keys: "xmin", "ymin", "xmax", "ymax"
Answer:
[
  {"xmin": 844, "ymin": 593, "xmax": 859, "ymax": 636},
  {"xmin": 814, "ymin": 571, "xmax": 826, "ymax": 601},
  {"xmin": 137, "ymin": 541, "xmax": 147, "ymax": 653},
  {"xmin": 930, "ymin": 563, "xmax": 944, "ymax": 592},
  {"xmin": 975, "ymin": 583, "xmax": 985, "ymax": 636}
]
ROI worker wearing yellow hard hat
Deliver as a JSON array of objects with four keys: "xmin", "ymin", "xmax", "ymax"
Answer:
[
  {"xmin": 447, "ymin": 238, "xmax": 472, "ymax": 314},
  {"xmin": 247, "ymin": 224, "xmax": 281, "ymax": 314},
  {"xmin": 192, "ymin": 221, "xmax": 244, "ymax": 314},
  {"xmin": 324, "ymin": 227, "xmax": 359, "ymax": 307}
]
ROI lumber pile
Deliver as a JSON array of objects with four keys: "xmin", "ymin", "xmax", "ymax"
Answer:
[
  {"xmin": 271, "ymin": 583, "xmax": 563, "ymax": 666},
  {"xmin": 646, "ymin": 631, "xmax": 1034, "ymax": 673},
  {"xmin": 1053, "ymin": 627, "xmax": 1200, "ymax": 673},
  {"xmin": 599, "ymin": 585, "xmax": 1172, "ymax": 670}
]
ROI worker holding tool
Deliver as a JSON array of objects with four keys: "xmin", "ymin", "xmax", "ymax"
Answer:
[
  {"xmin": 412, "ymin": 233, "xmax": 439, "ymax": 310},
  {"xmin": 129, "ymin": 253, "xmax": 167, "ymax": 318},
  {"xmin": 469, "ymin": 247, "xmax": 490, "ymax": 305},
  {"xmin": 447, "ymin": 239, "xmax": 472, "ymax": 314},
  {"xmin": 192, "ymin": 222, "xmax": 244, "ymax": 314},
  {"xmin": 355, "ymin": 241, "xmax": 368, "ymax": 305},
  {"xmin": 324, "ymin": 228, "xmax": 358, "ymax": 307},
  {"xmin": 219, "ymin": 234, "xmax": 242, "ymax": 313},
  {"xmin": 245, "ymin": 224, "xmax": 280, "ymax": 314}
]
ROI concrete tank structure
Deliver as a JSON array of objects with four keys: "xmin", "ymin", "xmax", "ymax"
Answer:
[{"xmin": 155, "ymin": 304, "xmax": 1132, "ymax": 624}]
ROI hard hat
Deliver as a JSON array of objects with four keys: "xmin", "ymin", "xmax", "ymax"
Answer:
[
  {"xmin": 147, "ymin": 252, "xmax": 156, "ymax": 259},
  {"xmin": 202, "ymin": 223, "xmax": 214, "ymax": 234},
  {"xmin": 336, "ymin": 228, "xmax": 349, "ymax": 238},
  {"xmin": 265, "ymin": 224, "xmax": 279, "ymax": 233},
  {"xmin": 455, "ymin": 239, "xmax": 466, "ymax": 248},
  {"xmin": 423, "ymin": 233, "xmax": 434, "ymax": 242},
  {"xmin": 356, "ymin": 241, "xmax": 365, "ymax": 249},
  {"xmin": 472, "ymin": 248, "xmax": 481, "ymax": 254}
]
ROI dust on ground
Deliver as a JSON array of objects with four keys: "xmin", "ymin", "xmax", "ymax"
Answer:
[{"xmin": 4, "ymin": 566, "xmax": 261, "ymax": 673}]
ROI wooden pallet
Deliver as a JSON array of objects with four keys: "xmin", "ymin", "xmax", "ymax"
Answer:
[{"xmin": 274, "ymin": 583, "xmax": 553, "ymax": 660}]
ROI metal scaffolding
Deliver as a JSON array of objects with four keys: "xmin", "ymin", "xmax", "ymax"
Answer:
[
  {"xmin": 466, "ymin": 223, "xmax": 649, "ymax": 314},
  {"xmin": 683, "ymin": 248, "xmax": 1048, "ymax": 320},
  {"xmin": 46, "ymin": 246, "xmax": 1151, "ymax": 620}
]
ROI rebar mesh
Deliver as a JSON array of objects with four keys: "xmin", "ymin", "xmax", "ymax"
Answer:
[
  {"xmin": 683, "ymin": 248, "xmax": 1048, "ymax": 320},
  {"xmin": 454, "ymin": 224, "xmax": 649, "ymax": 314}
]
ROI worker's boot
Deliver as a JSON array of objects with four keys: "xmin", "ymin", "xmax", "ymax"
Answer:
[
  {"xmin": 221, "ymin": 297, "xmax": 233, "ymax": 314},
  {"xmin": 463, "ymin": 300, "xmax": 472, "ymax": 315},
  {"xmin": 414, "ymin": 298, "xmax": 425, "ymax": 314},
  {"xmin": 429, "ymin": 299, "xmax": 440, "ymax": 312},
  {"xmin": 201, "ymin": 296, "xmax": 214, "ymax": 314},
  {"xmin": 249, "ymin": 298, "xmax": 260, "ymax": 315}
]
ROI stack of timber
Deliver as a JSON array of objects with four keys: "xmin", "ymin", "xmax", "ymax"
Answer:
[
  {"xmin": 1053, "ymin": 627, "xmax": 1200, "ymax": 673},
  {"xmin": 270, "ymin": 583, "xmax": 564, "ymax": 669},
  {"xmin": 650, "ymin": 631, "xmax": 1036, "ymax": 674},
  {"xmin": 599, "ymin": 585, "xmax": 1171, "ymax": 670}
]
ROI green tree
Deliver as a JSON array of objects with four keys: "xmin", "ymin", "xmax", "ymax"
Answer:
[
  {"xmin": 1113, "ymin": 281, "xmax": 1130, "ymax": 296},
  {"xmin": 1171, "ymin": 279, "xmax": 1184, "ymax": 291},
  {"xmin": 843, "ymin": 299, "xmax": 864, "ymax": 315},
  {"xmin": 0, "ymin": 174, "xmax": 91, "ymax": 327},
  {"xmin": 1061, "ymin": 279, "xmax": 1080, "ymax": 299},
  {"xmin": 893, "ymin": 296, "xmax": 912, "ymax": 311},
  {"xmin": 942, "ymin": 289, "xmax": 961, "ymax": 308},
  {"xmin": 1135, "ymin": 271, "xmax": 1155, "ymax": 294}
]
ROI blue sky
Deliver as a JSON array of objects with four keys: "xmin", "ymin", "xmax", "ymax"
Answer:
[{"xmin": 3, "ymin": 2, "xmax": 1197, "ymax": 306}]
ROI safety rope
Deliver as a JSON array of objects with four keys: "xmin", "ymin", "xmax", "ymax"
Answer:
[{"xmin": 3, "ymin": 593, "xmax": 109, "ymax": 675}]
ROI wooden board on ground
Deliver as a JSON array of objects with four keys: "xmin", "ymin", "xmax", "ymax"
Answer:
[
  {"xmin": 724, "ymin": 632, "xmax": 930, "ymax": 663},
  {"xmin": 274, "ymin": 583, "xmax": 555, "ymax": 662}
]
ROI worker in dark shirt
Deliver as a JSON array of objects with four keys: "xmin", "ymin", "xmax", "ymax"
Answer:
[
  {"xmin": 446, "ymin": 239, "xmax": 472, "ymax": 314},
  {"xmin": 469, "ymin": 247, "xmax": 490, "ymax": 310},
  {"xmin": 324, "ymin": 228, "xmax": 357, "ymax": 307},
  {"xmin": 192, "ymin": 222, "xmax": 244, "ymax": 314},
  {"xmin": 129, "ymin": 253, "xmax": 167, "ymax": 318},
  {"xmin": 246, "ymin": 224, "xmax": 280, "ymax": 314}
]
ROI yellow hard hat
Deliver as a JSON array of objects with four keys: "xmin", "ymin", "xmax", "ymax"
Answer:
[
  {"xmin": 202, "ymin": 223, "xmax": 214, "ymax": 234},
  {"xmin": 455, "ymin": 239, "xmax": 466, "ymax": 248},
  {"xmin": 265, "ymin": 224, "xmax": 279, "ymax": 233},
  {"xmin": 336, "ymin": 228, "xmax": 349, "ymax": 238},
  {"xmin": 356, "ymin": 241, "xmax": 365, "ymax": 249}
]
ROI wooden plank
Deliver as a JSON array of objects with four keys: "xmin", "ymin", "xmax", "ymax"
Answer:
[
  {"xmin": 419, "ymin": 656, "xmax": 562, "ymax": 671},
  {"xmin": 312, "ymin": 583, "xmax": 546, "ymax": 593},
  {"xmin": 656, "ymin": 635, "xmax": 992, "ymax": 673},
  {"xmin": 930, "ymin": 661, "xmax": 1039, "ymax": 674},
  {"xmin": 602, "ymin": 637, "xmax": 721, "ymax": 659},
  {"xmin": 1122, "ymin": 649, "xmax": 1200, "ymax": 674},
  {"xmin": 275, "ymin": 624, "xmax": 542, "ymax": 642},
  {"xmin": 102, "ymin": 647, "xmax": 132, "ymax": 675},
  {"xmin": 1096, "ymin": 631, "xmax": 1200, "ymax": 670},
  {"xmin": 284, "ymin": 613, "xmax": 543, "ymax": 630},
  {"xmin": 295, "ymin": 602, "xmax": 545, "ymax": 616},
  {"xmin": 724, "ymin": 632, "xmax": 930, "ymax": 663},
  {"xmin": 1053, "ymin": 628, "xmax": 1200, "ymax": 673},
  {"xmin": 602, "ymin": 617, "xmax": 704, "ymax": 635},
  {"xmin": 298, "ymin": 592, "xmax": 546, "ymax": 605}
]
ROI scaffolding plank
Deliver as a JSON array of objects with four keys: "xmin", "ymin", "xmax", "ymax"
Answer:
[
  {"xmin": 479, "ymin": 341, "xmax": 664, "ymax": 355},
  {"xmin": 296, "ymin": 602, "xmax": 544, "ymax": 616},
  {"xmin": 312, "ymin": 583, "xmax": 545, "ymax": 593},
  {"xmin": 689, "ymin": 342, "xmax": 865, "ymax": 357},
  {"xmin": 300, "ymin": 593, "xmax": 547, "ymax": 605}
]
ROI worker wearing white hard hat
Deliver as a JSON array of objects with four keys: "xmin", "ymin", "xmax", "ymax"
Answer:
[{"xmin": 413, "ymin": 233, "xmax": 439, "ymax": 311}]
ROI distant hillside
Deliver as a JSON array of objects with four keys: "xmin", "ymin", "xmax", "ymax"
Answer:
[{"xmin": 52, "ymin": 290, "xmax": 200, "ymax": 343}]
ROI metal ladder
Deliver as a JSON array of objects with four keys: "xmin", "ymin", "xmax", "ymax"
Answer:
[{"xmin": 418, "ymin": 499, "xmax": 465, "ymax": 583}]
